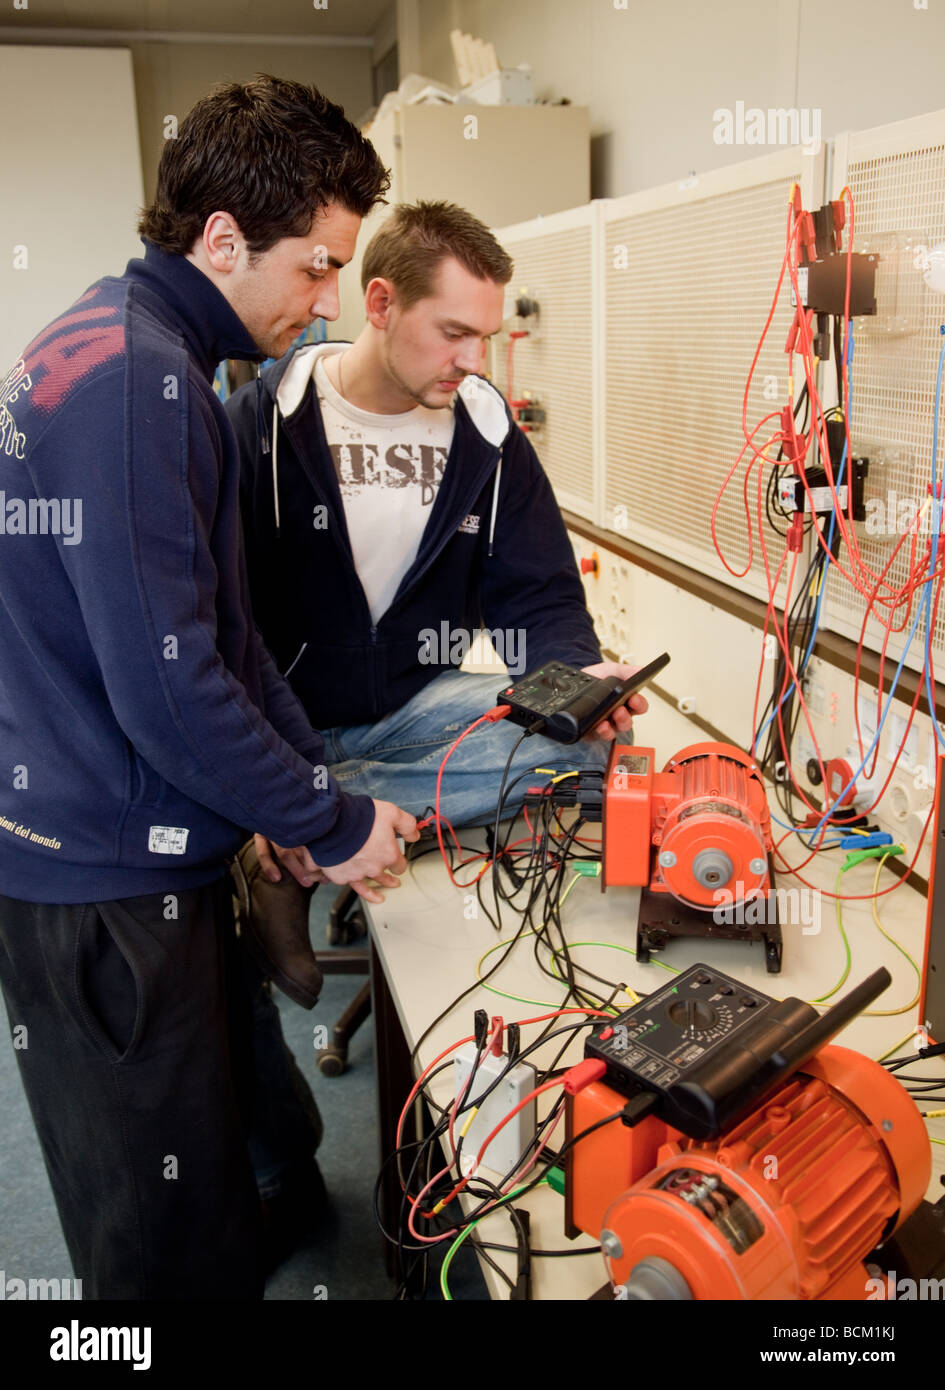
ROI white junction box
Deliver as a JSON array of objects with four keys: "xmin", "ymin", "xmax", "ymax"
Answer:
[
  {"xmin": 452, "ymin": 1046, "xmax": 538, "ymax": 1180},
  {"xmin": 463, "ymin": 70, "xmax": 534, "ymax": 106}
]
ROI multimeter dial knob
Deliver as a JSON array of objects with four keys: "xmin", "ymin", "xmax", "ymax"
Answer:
[{"xmin": 667, "ymin": 999, "xmax": 718, "ymax": 1032}]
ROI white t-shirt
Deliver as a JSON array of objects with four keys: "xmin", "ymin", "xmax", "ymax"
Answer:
[{"xmin": 314, "ymin": 356, "xmax": 455, "ymax": 624}]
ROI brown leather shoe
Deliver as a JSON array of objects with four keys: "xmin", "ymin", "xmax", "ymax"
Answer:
[{"xmin": 231, "ymin": 838, "xmax": 323, "ymax": 1009}]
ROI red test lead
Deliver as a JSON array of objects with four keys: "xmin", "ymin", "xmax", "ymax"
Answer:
[{"xmin": 562, "ymin": 1058, "xmax": 607, "ymax": 1095}]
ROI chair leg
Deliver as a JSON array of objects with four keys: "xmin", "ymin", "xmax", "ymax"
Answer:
[
  {"xmin": 328, "ymin": 886, "xmax": 367, "ymax": 945},
  {"xmin": 316, "ymin": 980, "xmax": 372, "ymax": 1077}
]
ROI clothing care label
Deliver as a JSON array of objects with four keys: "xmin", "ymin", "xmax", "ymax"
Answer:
[
  {"xmin": 148, "ymin": 826, "xmax": 190, "ymax": 855},
  {"xmin": 314, "ymin": 356, "xmax": 454, "ymax": 625}
]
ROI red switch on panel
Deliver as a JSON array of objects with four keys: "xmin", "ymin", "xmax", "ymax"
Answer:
[{"xmin": 825, "ymin": 757, "xmax": 856, "ymax": 807}]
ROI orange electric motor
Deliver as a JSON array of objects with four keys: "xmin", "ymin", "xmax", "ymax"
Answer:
[
  {"xmin": 602, "ymin": 741, "xmax": 773, "ymax": 906},
  {"xmin": 600, "ymin": 741, "xmax": 782, "ymax": 971},
  {"xmin": 567, "ymin": 1045, "xmax": 931, "ymax": 1301}
]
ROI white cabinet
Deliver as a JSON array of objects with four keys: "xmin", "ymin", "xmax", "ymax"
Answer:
[{"xmin": 333, "ymin": 101, "xmax": 590, "ymax": 343}]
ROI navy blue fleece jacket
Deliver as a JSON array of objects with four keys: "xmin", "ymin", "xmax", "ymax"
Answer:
[
  {"xmin": 225, "ymin": 343, "xmax": 602, "ymax": 729},
  {"xmin": 0, "ymin": 244, "xmax": 374, "ymax": 904}
]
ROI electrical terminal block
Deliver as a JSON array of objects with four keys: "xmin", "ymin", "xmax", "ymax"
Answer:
[{"xmin": 453, "ymin": 1044, "xmax": 538, "ymax": 1179}]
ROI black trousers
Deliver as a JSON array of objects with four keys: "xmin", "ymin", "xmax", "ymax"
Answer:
[{"xmin": 0, "ymin": 878, "xmax": 263, "ymax": 1299}]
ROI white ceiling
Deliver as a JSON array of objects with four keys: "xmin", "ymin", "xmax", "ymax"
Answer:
[{"xmin": 1, "ymin": 0, "xmax": 393, "ymax": 38}]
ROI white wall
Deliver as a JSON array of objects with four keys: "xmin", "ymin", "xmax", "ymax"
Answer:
[
  {"xmin": 128, "ymin": 40, "xmax": 374, "ymax": 199},
  {"xmin": 373, "ymin": 2, "xmax": 398, "ymax": 62},
  {"xmin": 0, "ymin": 46, "xmax": 144, "ymax": 373},
  {"xmin": 416, "ymin": 0, "xmax": 945, "ymax": 198},
  {"xmin": 0, "ymin": 37, "xmax": 377, "ymax": 370}
]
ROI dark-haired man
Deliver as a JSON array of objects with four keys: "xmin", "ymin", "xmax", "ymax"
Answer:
[
  {"xmin": 229, "ymin": 202, "xmax": 646, "ymax": 844},
  {"xmin": 0, "ymin": 75, "xmax": 410, "ymax": 1299}
]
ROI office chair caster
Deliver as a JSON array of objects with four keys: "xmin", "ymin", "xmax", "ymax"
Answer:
[{"xmin": 316, "ymin": 1044, "xmax": 347, "ymax": 1078}]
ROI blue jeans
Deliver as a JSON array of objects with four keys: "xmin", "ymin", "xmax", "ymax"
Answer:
[{"xmin": 321, "ymin": 669, "xmax": 609, "ymax": 827}]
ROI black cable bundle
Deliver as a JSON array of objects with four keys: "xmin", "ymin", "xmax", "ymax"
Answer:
[{"xmin": 373, "ymin": 766, "xmax": 635, "ymax": 1298}]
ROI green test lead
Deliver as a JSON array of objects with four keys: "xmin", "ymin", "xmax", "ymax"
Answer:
[{"xmin": 842, "ymin": 843, "xmax": 906, "ymax": 872}]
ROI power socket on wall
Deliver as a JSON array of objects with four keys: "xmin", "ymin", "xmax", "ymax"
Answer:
[
  {"xmin": 571, "ymin": 534, "xmax": 761, "ymax": 739},
  {"xmin": 797, "ymin": 655, "xmax": 936, "ymax": 873}
]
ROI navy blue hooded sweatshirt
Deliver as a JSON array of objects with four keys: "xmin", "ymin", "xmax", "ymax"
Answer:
[
  {"xmin": 0, "ymin": 245, "xmax": 374, "ymax": 904},
  {"xmin": 225, "ymin": 343, "xmax": 602, "ymax": 730}
]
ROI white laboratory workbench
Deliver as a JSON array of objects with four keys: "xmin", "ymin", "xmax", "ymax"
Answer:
[{"xmin": 365, "ymin": 689, "xmax": 945, "ymax": 1300}]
